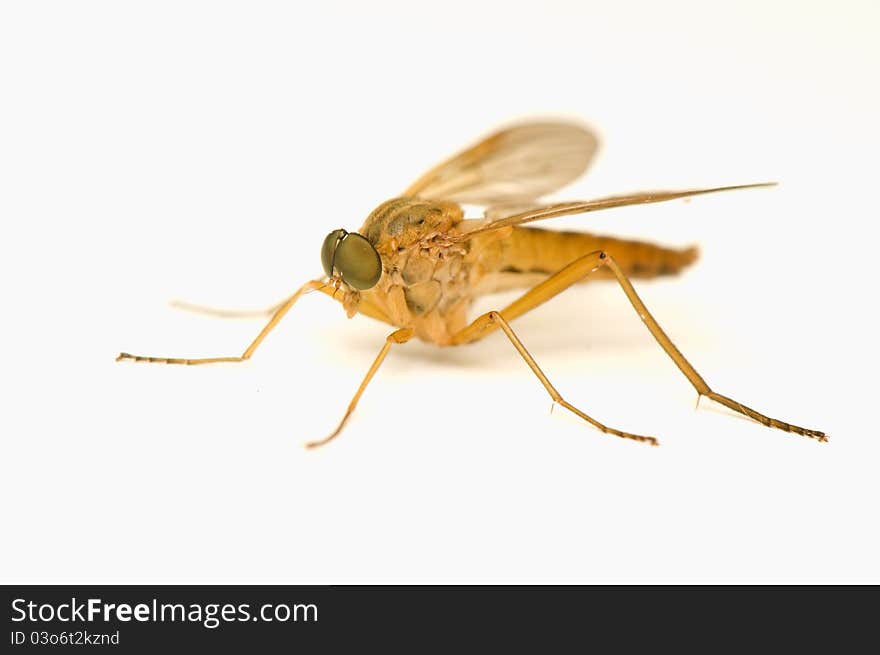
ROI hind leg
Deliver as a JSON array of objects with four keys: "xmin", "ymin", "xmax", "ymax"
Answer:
[{"xmin": 453, "ymin": 250, "xmax": 826, "ymax": 443}]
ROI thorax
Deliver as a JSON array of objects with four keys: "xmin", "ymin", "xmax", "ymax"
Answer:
[{"xmin": 358, "ymin": 197, "xmax": 475, "ymax": 345}]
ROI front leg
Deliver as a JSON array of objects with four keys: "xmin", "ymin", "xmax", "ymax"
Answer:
[{"xmin": 116, "ymin": 279, "xmax": 326, "ymax": 365}]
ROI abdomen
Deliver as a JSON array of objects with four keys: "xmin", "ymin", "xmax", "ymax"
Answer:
[{"xmin": 472, "ymin": 226, "xmax": 698, "ymax": 295}]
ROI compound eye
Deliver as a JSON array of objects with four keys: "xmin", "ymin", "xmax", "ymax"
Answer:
[
  {"xmin": 335, "ymin": 232, "xmax": 382, "ymax": 290},
  {"xmin": 320, "ymin": 229, "xmax": 347, "ymax": 277}
]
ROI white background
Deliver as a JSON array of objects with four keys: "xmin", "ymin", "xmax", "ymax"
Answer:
[{"xmin": 2, "ymin": 1, "xmax": 878, "ymax": 583}]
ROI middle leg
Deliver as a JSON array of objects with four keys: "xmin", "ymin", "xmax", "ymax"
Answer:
[
  {"xmin": 452, "ymin": 311, "xmax": 659, "ymax": 445},
  {"xmin": 305, "ymin": 327, "xmax": 414, "ymax": 449}
]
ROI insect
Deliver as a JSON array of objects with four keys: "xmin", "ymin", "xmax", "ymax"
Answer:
[{"xmin": 117, "ymin": 121, "xmax": 827, "ymax": 448}]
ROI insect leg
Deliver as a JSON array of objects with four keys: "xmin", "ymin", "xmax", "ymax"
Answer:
[
  {"xmin": 453, "ymin": 311, "xmax": 658, "ymax": 445},
  {"xmin": 597, "ymin": 251, "xmax": 827, "ymax": 442},
  {"xmin": 305, "ymin": 327, "xmax": 414, "ymax": 449},
  {"xmin": 168, "ymin": 298, "xmax": 288, "ymax": 319},
  {"xmin": 116, "ymin": 279, "xmax": 326, "ymax": 365},
  {"xmin": 455, "ymin": 250, "xmax": 826, "ymax": 442}
]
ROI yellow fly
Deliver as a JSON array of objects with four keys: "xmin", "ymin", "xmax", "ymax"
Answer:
[{"xmin": 118, "ymin": 121, "xmax": 827, "ymax": 448}]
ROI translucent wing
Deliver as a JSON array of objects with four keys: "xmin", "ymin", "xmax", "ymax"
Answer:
[
  {"xmin": 451, "ymin": 183, "xmax": 776, "ymax": 242},
  {"xmin": 403, "ymin": 122, "xmax": 599, "ymax": 205}
]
